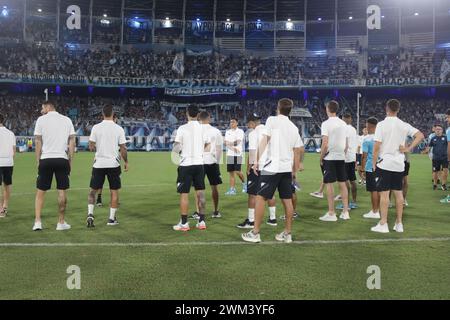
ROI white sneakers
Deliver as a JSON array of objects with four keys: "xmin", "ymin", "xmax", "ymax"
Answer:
[
  {"xmin": 32, "ymin": 221, "xmax": 42, "ymax": 231},
  {"xmin": 309, "ymin": 191, "xmax": 324, "ymax": 199},
  {"xmin": 363, "ymin": 211, "xmax": 381, "ymax": 219},
  {"xmin": 32, "ymin": 221, "xmax": 71, "ymax": 231},
  {"xmin": 56, "ymin": 222, "xmax": 71, "ymax": 231},
  {"xmin": 241, "ymin": 230, "xmax": 261, "ymax": 243},
  {"xmin": 275, "ymin": 232, "xmax": 292, "ymax": 243},
  {"xmin": 196, "ymin": 221, "xmax": 207, "ymax": 230},
  {"xmin": 393, "ymin": 223, "xmax": 404, "ymax": 233},
  {"xmin": 173, "ymin": 221, "xmax": 190, "ymax": 231},
  {"xmin": 319, "ymin": 213, "xmax": 338, "ymax": 222},
  {"xmin": 371, "ymin": 222, "xmax": 389, "ymax": 233},
  {"xmin": 339, "ymin": 212, "xmax": 350, "ymax": 220}
]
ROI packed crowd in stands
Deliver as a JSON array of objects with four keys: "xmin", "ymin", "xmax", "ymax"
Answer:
[
  {"xmin": 1, "ymin": 42, "xmax": 449, "ymax": 81},
  {"xmin": 0, "ymin": 95, "xmax": 447, "ymax": 142}
]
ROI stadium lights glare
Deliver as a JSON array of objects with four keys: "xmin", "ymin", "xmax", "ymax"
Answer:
[
  {"xmin": 257, "ymin": 19, "xmax": 261, "ymax": 22},
  {"xmin": 381, "ymin": 15, "xmax": 385, "ymax": 18},
  {"xmin": 226, "ymin": 18, "xmax": 230, "ymax": 22},
  {"xmin": 37, "ymin": 8, "xmax": 42, "ymax": 13},
  {"xmin": 165, "ymin": 17, "xmax": 169, "ymax": 20},
  {"xmin": 348, "ymin": 16, "xmax": 353, "ymax": 20},
  {"xmin": 196, "ymin": 18, "xmax": 200, "ymax": 21},
  {"xmin": 287, "ymin": 18, "xmax": 291, "ymax": 22},
  {"xmin": 317, "ymin": 17, "xmax": 322, "ymax": 21},
  {"xmin": 1, "ymin": 8, "xmax": 7, "ymax": 17},
  {"xmin": 103, "ymin": 13, "xmax": 108, "ymax": 18},
  {"xmin": 100, "ymin": 19, "xmax": 110, "ymax": 25},
  {"xmin": 414, "ymin": 12, "xmax": 419, "ymax": 16}
]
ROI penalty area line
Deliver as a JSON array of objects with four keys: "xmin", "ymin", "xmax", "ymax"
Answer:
[{"xmin": 0, "ymin": 237, "xmax": 450, "ymax": 247}]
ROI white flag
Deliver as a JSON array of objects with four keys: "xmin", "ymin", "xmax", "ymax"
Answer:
[
  {"xmin": 441, "ymin": 59, "xmax": 450, "ymax": 81},
  {"xmin": 172, "ymin": 53, "xmax": 185, "ymax": 76}
]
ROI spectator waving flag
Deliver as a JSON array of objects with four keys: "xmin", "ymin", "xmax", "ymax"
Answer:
[
  {"xmin": 172, "ymin": 53, "xmax": 185, "ymax": 76},
  {"xmin": 440, "ymin": 59, "xmax": 450, "ymax": 82},
  {"xmin": 227, "ymin": 71, "xmax": 242, "ymax": 86}
]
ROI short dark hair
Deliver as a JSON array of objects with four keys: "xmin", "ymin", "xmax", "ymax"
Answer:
[
  {"xmin": 230, "ymin": 117, "xmax": 238, "ymax": 122},
  {"xmin": 0, "ymin": 114, "xmax": 4, "ymax": 124},
  {"xmin": 187, "ymin": 105, "xmax": 199, "ymax": 118},
  {"xmin": 367, "ymin": 117, "xmax": 378, "ymax": 126},
  {"xmin": 102, "ymin": 104, "xmax": 114, "ymax": 117},
  {"xmin": 198, "ymin": 111, "xmax": 210, "ymax": 121},
  {"xmin": 42, "ymin": 101, "xmax": 56, "ymax": 110},
  {"xmin": 278, "ymin": 98, "xmax": 294, "ymax": 116},
  {"xmin": 343, "ymin": 113, "xmax": 352, "ymax": 119},
  {"xmin": 435, "ymin": 124, "xmax": 443, "ymax": 129},
  {"xmin": 386, "ymin": 99, "xmax": 400, "ymax": 112},
  {"xmin": 446, "ymin": 109, "xmax": 450, "ymax": 116},
  {"xmin": 326, "ymin": 100, "xmax": 339, "ymax": 114}
]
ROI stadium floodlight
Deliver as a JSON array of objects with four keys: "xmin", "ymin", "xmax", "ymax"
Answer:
[
  {"xmin": 257, "ymin": 19, "xmax": 261, "ymax": 22},
  {"xmin": 196, "ymin": 18, "xmax": 200, "ymax": 21},
  {"xmin": 348, "ymin": 16, "xmax": 353, "ymax": 20},
  {"xmin": 1, "ymin": 8, "xmax": 7, "ymax": 17},
  {"xmin": 103, "ymin": 13, "xmax": 108, "ymax": 18},
  {"xmin": 287, "ymin": 18, "xmax": 291, "ymax": 22},
  {"xmin": 226, "ymin": 18, "xmax": 230, "ymax": 22},
  {"xmin": 37, "ymin": 8, "xmax": 42, "ymax": 13},
  {"xmin": 414, "ymin": 12, "xmax": 419, "ymax": 16},
  {"xmin": 381, "ymin": 15, "xmax": 385, "ymax": 18},
  {"xmin": 317, "ymin": 17, "xmax": 322, "ymax": 21},
  {"xmin": 165, "ymin": 17, "xmax": 169, "ymax": 20}
]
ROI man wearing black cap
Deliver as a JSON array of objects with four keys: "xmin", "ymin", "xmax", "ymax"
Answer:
[{"xmin": 237, "ymin": 113, "xmax": 277, "ymax": 229}]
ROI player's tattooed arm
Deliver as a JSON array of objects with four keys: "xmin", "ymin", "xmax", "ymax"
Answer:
[
  {"xmin": 35, "ymin": 135, "xmax": 42, "ymax": 167},
  {"xmin": 68, "ymin": 135, "xmax": 76, "ymax": 166}
]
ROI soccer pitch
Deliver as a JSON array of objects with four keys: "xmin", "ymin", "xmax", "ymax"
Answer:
[{"xmin": 0, "ymin": 152, "xmax": 449, "ymax": 300}]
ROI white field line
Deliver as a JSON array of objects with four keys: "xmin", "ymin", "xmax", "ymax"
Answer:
[{"xmin": 0, "ymin": 237, "xmax": 450, "ymax": 247}]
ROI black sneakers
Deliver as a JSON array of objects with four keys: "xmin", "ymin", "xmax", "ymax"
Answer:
[
  {"xmin": 107, "ymin": 218, "xmax": 119, "ymax": 226},
  {"xmin": 237, "ymin": 219, "xmax": 254, "ymax": 229},
  {"xmin": 266, "ymin": 219, "xmax": 278, "ymax": 226}
]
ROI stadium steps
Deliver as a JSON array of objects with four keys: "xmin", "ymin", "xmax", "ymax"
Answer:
[
  {"xmin": 275, "ymin": 37, "xmax": 305, "ymax": 53},
  {"xmin": 216, "ymin": 37, "xmax": 244, "ymax": 51},
  {"xmin": 336, "ymin": 36, "xmax": 364, "ymax": 55},
  {"xmin": 245, "ymin": 32, "xmax": 275, "ymax": 51},
  {"xmin": 401, "ymin": 33, "xmax": 434, "ymax": 48},
  {"xmin": 306, "ymin": 36, "xmax": 335, "ymax": 51}
]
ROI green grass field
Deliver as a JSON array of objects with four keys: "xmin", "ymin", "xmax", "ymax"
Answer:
[{"xmin": 0, "ymin": 152, "xmax": 449, "ymax": 300}]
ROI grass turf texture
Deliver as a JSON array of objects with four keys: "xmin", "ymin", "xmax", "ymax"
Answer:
[{"xmin": 0, "ymin": 152, "xmax": 449, "ymax": 299}]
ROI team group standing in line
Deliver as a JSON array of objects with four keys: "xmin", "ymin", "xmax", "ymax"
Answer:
[{"xmin": 2, "ymin": 97, "xmax": 443, "ymax": 242}]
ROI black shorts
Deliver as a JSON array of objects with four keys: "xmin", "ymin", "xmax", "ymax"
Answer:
[
  {"xmin": 227, "ymin": 156, "xmax": 242, "ymax": 172},
  {"xmin": 177, "ymin": 165, "xmax": 205, "ymax": 193},
  {"xmin": 356, "ymin": 154, "xmax": 362, "ymax": 166},
  {"xmin": 432, "ymin": 159, "xmax": 448, "ymax": 172},
  {"xmin": 365, "ymin": 171, "xmax": 377, "ymax": 192},
  {"xmin": 257, "ymin": 172, "xmax": 293, "ymax": 200},
  {"xmin": 403, "ymin": 161, "xmax": 410, "ymax": 177},
  {"xmin": 375, "ymin": 168, "xmax": 403, "ymax": 192},
  {"xmin": 90, "ymin": 167, "xmax": 122, "ymax": 190},
  {"xmin": 246, "ymin": 170, "xmax": 260, "ymax": 196},
  {"xmin": 323, "ymin": 160, "xmax": 347, "ymax": 183},
  {"xmin": 0, "ymin": 166, "xmax": 13, "ymax": 186},
  {"xmin": 345, "ymin": 162, "xmax": 357, "ymax": 182},
  {"xmin": 204, "ymin": 163, "xmax": 222, "ymax": 186},
  {"xmin": 36, "ymin": 158, "xmax": 70, "ymax": 191}
]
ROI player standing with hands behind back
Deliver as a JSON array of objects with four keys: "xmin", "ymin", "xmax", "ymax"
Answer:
[
  {"xmin": 371, "ymin": 99, "xmax": 424, "ymax": 233},
  {"xmin": 86, "ymin": 105, "xmax": 128, "ymax": 228},
  {"xmin": 33, "ymin": 101, "xmax": 75, "ymax": 231}
]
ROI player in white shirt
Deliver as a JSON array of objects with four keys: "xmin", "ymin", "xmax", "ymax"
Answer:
[
  {"xmin": 172, "ymin": 105, "xmax": 210, "ymax": 231},
  {"xmin": 0, "ymin": 114, "xmax": 16, "ymax": 218},
  {"xmin": 33, "ymin": 101, "xmax": 76, "ymax": 231},
  {"xmin": 340, "ymin": 113, "xmax": 358, "ymax": 210},
  {"xmin": 356, "ymin": 127, "xmax": 368, "ymax": 184},
  {"xmin": 371, "ymin": 99, "xmax": 424, "ymax": 233},
  {"xmin": 190, "ymin": 111, "xmax": 223, "ymax": 219},
  {"xmin": 224, "ymin": 119, "xmax": 246, "ymax": 195},
  {"xmin": 237, "ymin": 113, "xmax": 278, "ymax": 229},
  {"xmin": 319, "ymin": 100, "xmax": 350, "ymax": 222},
  {"xmin": 86, "ymin": 105, "xmax": 128, "ymax": 228},
  {"xmin": 242, "ymin": 99, "xmax": 304, "ymax": 243}
]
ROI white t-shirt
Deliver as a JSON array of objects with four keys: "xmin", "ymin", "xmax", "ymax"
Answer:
[
  {"xmin": 262, "ymin": 115, "xmax": 303, "ymax": 173},
  {"xmin": 248, "ymin": 124, "xmax": 268, "ymax": 168},
  {"xmin": 321, "ymin": 117, "xmax": 348, "ymax": 161},
  {"xmin": 89, "ymin": 120, "xmax": 127, "ymax": 169},
  {"xmin": 175, "ymin": 121, "xmax": 209, "ymax": 167},
  {"xmin": 345, "ymin": 124, "xmax": 358, "ymax": 163},
  {"xmin": 357, "ymin": 135, "xmax": 367, "ymax": 154},
  {"xmin": 34, "ymin": 111, "xmax": 75, "ymax": 160},
  {"xmin": 0, "ymin": 127, "xmax": 16, "ymax": 167},
  {"xmin": 374, "ymin": 116, "xmax": 419, "ymax": 172},
  {"xmin": 225, "ymin": 128, "xmax": 245, "ymax": 157},
  {"xmin": 202, "ymin": 123, "xmax": 223, "ymax": 165}
]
